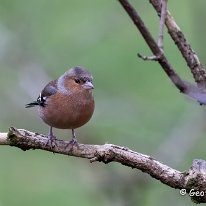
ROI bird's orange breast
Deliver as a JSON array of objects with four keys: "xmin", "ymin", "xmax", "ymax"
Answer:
[{"xmin": 38, "ymin": 90, "xmax": 94, "ymax": 129}]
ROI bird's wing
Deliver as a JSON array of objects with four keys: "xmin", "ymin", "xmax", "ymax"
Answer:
[
  {"xmin": 25, "ymin": 80, "xmax": 57, "ymax": 108},
  {"xmin": 41, "ymin": 80, "xmax": 57, "ymax": 98}
]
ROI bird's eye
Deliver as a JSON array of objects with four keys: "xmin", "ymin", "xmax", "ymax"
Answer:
[{"xmin": 75, "ymin": 79, "xmax": 81, "ymax": 84}]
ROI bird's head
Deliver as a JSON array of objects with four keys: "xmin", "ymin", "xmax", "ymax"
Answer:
[{"xmin": 58, "ymin": 66, "xmax": 94, "ymax": 94}]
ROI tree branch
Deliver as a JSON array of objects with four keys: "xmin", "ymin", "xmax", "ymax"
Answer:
[
  {"xmin": 118, "ymin": 0, "xmax": 206, "ymax": 105},
  {"xmin": 1, "ymin": 127, "xmax": 206, "ymax": 203},
  {"xmin": 118, "ymin": 0, "xmax": 187, "ymax": 92},
  {"xmin": 149, "ymin": 0, "xmax": 206, "ymax": 89}
]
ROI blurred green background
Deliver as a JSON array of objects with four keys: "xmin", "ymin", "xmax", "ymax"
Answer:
[{"xmin": 0, "ymin": 0, "xmax": 206, "ymax": 205}]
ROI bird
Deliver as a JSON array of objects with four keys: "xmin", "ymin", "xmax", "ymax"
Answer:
[{"xmin": 25, "ymin": 66, "xmax": 95, "ymax": 147}]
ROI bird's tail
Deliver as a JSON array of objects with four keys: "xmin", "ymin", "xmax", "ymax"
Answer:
[{"xmin": 25, "ymin": 101, "xmax": 39, "ymax": 108}]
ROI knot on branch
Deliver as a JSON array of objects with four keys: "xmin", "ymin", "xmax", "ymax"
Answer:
[
  {"xmin": 184, "ymin": 159, "xmax": 206, "ymax": 203},
  {"xmin": 8, "ymin": 127, "xmax": 33, "ymax": 151},
  {"xmin": 8, "ymin": 127, "xmax": 46, "ymax": 151},
  {"xmin": 90, "ymin": 144, "xmax": 116, "ymax": 164}
]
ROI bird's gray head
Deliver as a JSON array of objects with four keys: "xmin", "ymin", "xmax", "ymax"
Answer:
[
  {"xmin": 58, "ymin": 67, "xmax": 94, "ymax": 94},
  {"xmin": 67, "ymin": 66, "xmax": 93, "ymax": 82}
]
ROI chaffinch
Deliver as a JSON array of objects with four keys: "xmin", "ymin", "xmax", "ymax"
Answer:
[{"xmin": 26, "ymin": 66, "xmax": 95, "ymax": 147}]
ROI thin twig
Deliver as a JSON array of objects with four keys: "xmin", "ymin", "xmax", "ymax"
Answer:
[
  {"xmin": 137, "ymin": 53, "xmax": 159, "ymax": 61},
  {"xmin": 157, "ymin": 0, "xmax": 167, "ymax": 51}
]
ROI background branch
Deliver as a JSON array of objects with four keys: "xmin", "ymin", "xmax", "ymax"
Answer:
[
  {"xmin": 118, "ymin": 0, "xmax": 187, "ymax": 93},
  {"xmin": 150, "ymin": 0, "xmax": 206, "ymax": 88},
  {"xmin": 118, "ymin": 0, "xmax": 206, "ymax": 105}
]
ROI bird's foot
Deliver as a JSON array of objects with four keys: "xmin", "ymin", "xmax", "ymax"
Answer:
[
  {"xmin": 67, "ymin": 129, "xmax": 79, "ymax": 148},
  {"xmin": 65, "ymin": 138, "xmax": 79, "ymax": 150},
  {"xmin": 69, "ymin": 138, "xmax": 78, "ymax": 146},
  {"xmin": 46, "ymin": 135, "xmax": 57, "ymax": 149}
]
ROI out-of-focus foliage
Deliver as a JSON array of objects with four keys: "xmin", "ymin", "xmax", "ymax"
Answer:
[{"xmin": 0, "ymin": 0, "xmax": 206, "ymax": 205}]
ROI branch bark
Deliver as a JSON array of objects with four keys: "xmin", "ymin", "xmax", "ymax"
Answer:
[{"xmin": 1, "ymin": 127, "xmax": 206, "ymax": 203}]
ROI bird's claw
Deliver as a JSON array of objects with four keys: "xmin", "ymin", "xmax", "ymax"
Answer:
[
  {"xmin": 46, "ymin": 135, "xmax": 57, "ymax": 149},
  {"xmin": 65, "ymin": 138, "xmax": 79, "ymax": 150},
  {"xmin": 69, "ymin": 138, "xmax": 78, "ymax": 146}
]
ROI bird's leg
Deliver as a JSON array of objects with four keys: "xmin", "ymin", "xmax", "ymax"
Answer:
[
  {"xmin": 69, "ymin": 129, "xmax": 78, "ymax": 145},
  {"xmin": 46, "ymin": 126, "xmax": 57, "ymax": 149}
]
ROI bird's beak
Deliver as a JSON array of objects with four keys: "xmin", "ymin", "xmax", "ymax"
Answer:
[{"xmin": 83, "ymin": 81, "xmax": 94, "ymax": 90}]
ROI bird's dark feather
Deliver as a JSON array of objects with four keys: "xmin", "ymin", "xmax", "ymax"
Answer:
[
  {"xmin": 25, "ymin": 80, "xmax": 57, "ymax": 108},
  {"xmin": 25, "ymin": 101, "xmax": 39, "ymax": 108},
  {"xmin": 41, "ymin": 80, "xmax": 57, "ymax": 97}
]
